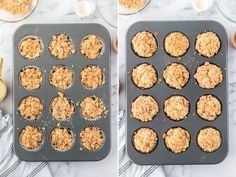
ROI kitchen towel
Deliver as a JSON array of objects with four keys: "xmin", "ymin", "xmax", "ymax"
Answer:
[
  {"xmin": 0, "ymin": 110, "xmax": 52, "ymax": 177},
  {"xmin": 119, "ymin": 111, "xmax": 166, "ymax": 177}
]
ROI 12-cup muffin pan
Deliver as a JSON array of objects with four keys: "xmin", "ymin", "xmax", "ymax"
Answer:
[
  {"xmin": 126, "ymin": 21, "xmax": 228, "ymax": 165},
  {"xmin": 13, "ymin": 24, "xmax": 111, "ymax": 161}
]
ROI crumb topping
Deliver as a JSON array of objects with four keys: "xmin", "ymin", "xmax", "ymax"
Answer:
[
  {"xmin": 197, "ymin": 95, "xmax": 221, "ymax": 121},
  {"xmin": 131, "ymin": 95, "xmax": 158, "ymax": 122},
  {"xmin": 194, "ymin": 62, "xmax": 223, "ymax": 89},
  {"xmin": 132, "ymin": 63, "xmax": 157, "ymax": 89},
  {"xmin": 80, "ymin": 35, "xmax": 103, "ymax": 60},
  {"xmin": 163, "ymin": 127, "xmax": 190, "ymax": 154},
  {"xmin": 19, "ymin": 37, "xmax": 42, "ymax": 59},
  {"xmin": 51, "ymin": 92, "xmax": 74, "ymax": 120},
  {"xmin": 80, "ymin": 126, "xmax": 104, "ymax": 151},
  {"xmin": 132, "ymin": 31, "xmax": 157, "ymax": 58},
  {"xmin": 133, "ymin": 128, "xmax": 157, "ymax": 153},
  {"xmin": 197, "ymin": 127, "xmax": 221, "ymax": 152},
  {"xmin": 164, "ymin": 32, "xmax": 189, "ymax": 58},
  {"xmin": 0, "ymin": 0, "xmax": 32, "ymax": 15},
  {"xmin": 119, "ymin": 0, "xmax": 145, "ymax": 9},
  {"xmin": 49, "ymin": 34, "xmax": 75, "ymax": 59},
  {"xmin": 195, "ymin": 32, "xmax": 221, "ymax": 58},
  {"xmin": 163, "ymin": 63, "xmax": 189, "ymax": 89},
  {"xmin": 18, "ymin": 96, "xmax": 43, "ymax": 120}
]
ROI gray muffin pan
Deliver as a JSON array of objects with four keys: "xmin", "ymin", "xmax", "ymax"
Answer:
[
  {"xmin": 126, "ymin": 21, "xmax": 228, "ymax": 165},
  {"xmin": 13, "ymin": 24, "xmax": 111, "ymax": 161}
]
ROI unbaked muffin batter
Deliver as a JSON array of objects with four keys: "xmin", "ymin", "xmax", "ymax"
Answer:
[{"xmin": 19, "ymin": 37, "xmax": 42, "ymax": 59}]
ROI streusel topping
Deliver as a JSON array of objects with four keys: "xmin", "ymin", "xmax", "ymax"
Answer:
[
  {"xmin": 19, "ymin": 37, "xmax": 42, "ymax": 59},
  {"xmin": 119, "ymin": 0, "xmax": 145, "ymax": 9},
  {"xmin": 0, "ymin": 0, "xmax": 32, "ymax": 15}
]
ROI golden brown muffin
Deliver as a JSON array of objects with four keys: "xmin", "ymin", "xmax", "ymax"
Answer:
[
  {"xmin": 163, "ymin": 63, "xmax": 189, "ymax": 89},
  {"xmin": 80, "ymin": 65, "xmax": 104, "ymax": 89},
  {"xmin": 195, "ymin": 31, "xmax": 221, "ymax": 58},
  {"xmin": 131, "ymin": 63, "xmax": 157, "ymax": 89},
  {"xmin": 197, "ymin": 127, "xmax": 222, "ymax": 152},
  {"xmin": 79, "ymin": 96, "xmax": 106, "ymax": 120},
  {"xmin": 163, "ymin": 127, "xmax": 190, "ymax": 153},
  {"xmin": 50, "ymin": 66, "xmax": 73, "ymax": 90},
  {"xmin": 132, "ymin": 31, "xmax": 157, "ymax": 58},
  {"xmin": 133, "ymin": 128, "xmax": 158, "ymax": 153},
  {"xmin": 194, "ymin": 62, "xmax": 223, "ymax": 89},
  {"xmin": 80, "ymin": 126, "xmax": 104, "ymax": 151},
  {"xmin": 51, "ymin": 126, "xmax": 74, "ymax": 151},
  {"xmin": 197, "ymin": 95, "xmax": 221, "ymax": 121},
  {"xmin": 19, "ymin": 37, "xmax": 42, "ymax": 59},
  {"xmin": 19, "ymin": 66, "xmax": 43, "ymax": 90},
  {"xmin": 164, "ymin": 32, "xmax": 189, "ymax": 58},
  {"xmin": 18, "ymin": 96, "xmax": 43, "ymax": 120},
  {"xmin": 50, "ymin": 92, "xmax": 74, "ymax": 120},
  {"xmin": 19, "ymin": 125, "xmax": 43, "ymax": 150},
  {"xmin": 80, "ymin": 35, "xmax": 103, "ymax": 60},
  {"xmin": 49, "ymin": 34, "xmax": 75, "ymax": 59},
  {"xmin": 131, "ymin": 95, "xmax": 158, "ymax": 122},
  {"xmin": 164, "ymin": 95, "xmax": 189, "ymax": 121},
  {"xmin": 119, "ymin": 0, "xmax": 145, "ymax": 9}
]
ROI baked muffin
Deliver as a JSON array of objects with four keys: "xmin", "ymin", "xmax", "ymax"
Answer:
[
  {"xmin": 194, "ymin": 62, "xmax": 223, "ymax": 89},
  {"xmin": 197, "ymin": 127, "xmax": 222, "ymax": 152},
  {"xmin": 80, "ymin": 65, "xmax": 104, "ymax": 89},
  {"xmin": 19, "ymin": 37, "xmax": 43, "ymax": 59},
  {"xmin": 131, "ymin": 63, "xmax": 158, "ymax": 89},
  {"xmin": 51, "ymin": 126, "xmax": 74, "ymax": 151},
  {"xmin": 164, "ymin": 95, "xmax": 189, "ymax": 121},
  {"xmin": 119, "ymin": 0, "xmax": 145, "ymax": 9},
  {"xmin": 131, "ymin": 95, "xmax": 158, "ymax": 122},
  {"xmin": 80, "ymin": 35, "xmax": 103, "ymax": 60},
  {"xmin": 80, "ymin": 126, "xmax": 105, "ymax": 151},
  {"xmin": 197, "ymin": 95, "xmax": 221, "ymax": 121},
  {"xmin": 50, "ymin": 92, "xmax": 74, "ymax": 120},
  {"xmin": 163, "ymin": 63, "xmax": 189, "ymax": 89},
  {"xmin": 163, "ymin": 127, "xmax": 190, "ymax": 153},
  {"xmin": 133, "ymin": 127, "xmax": 158, "ymax": 153},
  {"xmin": 49, "ymin": 34, "xmax": 75, "ymax": 59},
  {"xmin": 164, "ymin": 32, "xmax": 189, "ymax": 58},
  {"xmin": 79, "ymin": 96, "xmax": 106, "ymax": 120},
  {"xmin": 19, "ymin": 126, "xmax": 43, "ymax": 150},
  {"xmin": 132, "ymin": 31, "xmax": 157, "ymax": 58},
  {"xmin": 18, "ymin": 96, "xmax": 43, "ymax": 120},
  {"xmin": 195, "ymin": 31, "xmax": 221, "ymax": 58},
  {"xmin": 50, "ymin": 66, "xmax": 73, "ymax": 90},
  {"xmin": 19, "ymin": 66, "xmax": 43, "ymax": 90}
]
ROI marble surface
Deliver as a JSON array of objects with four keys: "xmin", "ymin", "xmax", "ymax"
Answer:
[
  {"xmin": 0, "ymin": 0, "xmax": 118, "ymax": 177},
  {"xmin": 119, "ymin": 0, "xmax": 236, "ymax": 177}
]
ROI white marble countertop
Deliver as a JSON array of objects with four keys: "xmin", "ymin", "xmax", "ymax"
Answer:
[
  {"xmin": 119, "ymin": 0, "xmax": 236, "ymax": 177},
  {"xmin": 0, "ymin": 0, "xmax": 118, "ymax": 177}
]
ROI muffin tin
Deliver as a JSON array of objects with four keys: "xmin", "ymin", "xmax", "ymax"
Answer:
[
  {"xmin": 13, "ymin": 24, "xmax": 111, "ymax": 161},
  {"xmin": 126, "ymin": 21, "xmax": 228, "ymax": 165}
]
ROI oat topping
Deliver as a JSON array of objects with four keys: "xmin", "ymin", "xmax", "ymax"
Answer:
[
  {"xmin": 49, "ymin": 34, "xmax": 75, "ymax": 59},
  {"xmin": 19, "ymin": 66, "xmax": 43, "ymax": 90},
  {"xmin": 51, "ymin": 127, "xmax": 73, "ymax": 151},
  {"xmin": 80, "ymin": 65, "xmax": 104, "ymax": 89},
  {"xmin": 132, "ymin": 63, "xmax": 157, "ymax": 89},
  {"xmin": 80, "ymin": 35, "xmax": 103, "ymax": 60},
  {"xmin": 195, "ymin": 31, "xmax": 221, "ymax": 58},
  {"xmin": 132, "ymin": 31, "xmax": 157, "ymax": 58},
  {"xmin": 51, "ymin": 92, "xmax": 74, "ymax": 120},
  {"xmin": 164, "ymin": 96, "xmax": 189, "ymax": 121},
  {"xmin": 18, "ymin": 96, "xmax": 43, "ymax": 120},
  {"xmin": 194, "ymin": 62, "xmax": 223, "ymax": 89},
  {"xmin": 164, "ymin": 32, "xmax": 189, "ymax": 58},
  {"xmin": 119, "ymin": 0, "xmax": 145, "ymax": 9},
  {"xmin": 0, "ymin": 0, "xmax": 32, "ymax": 15},
  {"xmin": 163, "ymin": 63, "xmax": 189, "ymax": 89},
  {"xmin": 19, "ymin": 126, "xmax": 42, "ymax": 150},
  {"xmin": 19, "ymin": 37, "xmax": 42, "ymax": 59},
  {"xmin": 197, "ymin": 95, "xmax": 221, "ymax": 121},
  {"xmin": 133, "ymin": 128, "xmax": 157, "ymax": 153},
  {"xmin": 50, "ymin": 66, "xmax": 73, "ymax": 90},
  {"xmin": 80, "ymin": 126, "xmax": 104, "ymax": 151},
  {"xmin": 163, "ymin": 127, "xmax": 190, "ymax": 154},
  {"xmin": 197, "ymin": 127, "xmax": 221, "ymax": 152},
  {"xmin": 131, "ymin": 95, "xmax": 158, "ymax": 122}
]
